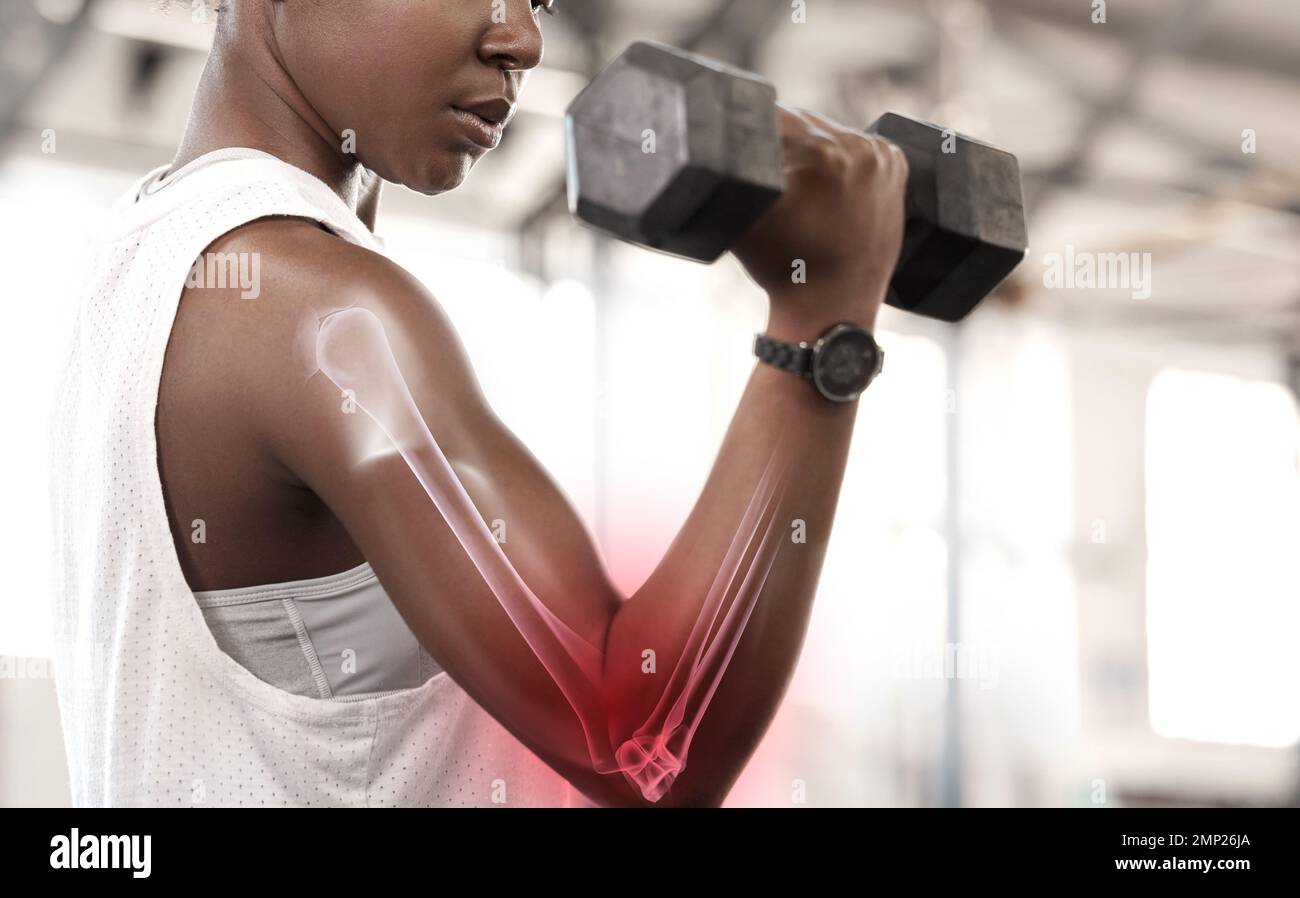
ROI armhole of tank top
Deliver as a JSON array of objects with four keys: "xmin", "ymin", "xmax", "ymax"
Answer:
[
  {"xmin": 163, "ymin": 209, "xmax": 367, "ymax": 598},
  {"xmin": 166, "ymin": 203, "xmax": 381, "ymax": 450},
  {"xmin": 149, "ymin": 188, "xmax": 454, "ymax": 725}
]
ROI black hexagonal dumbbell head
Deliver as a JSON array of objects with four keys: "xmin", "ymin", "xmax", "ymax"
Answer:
[
  {"xmin": 867, "ymin": 114, "xmax": 1028, "ymax": 323},
  {"xmin": 565, "ymin": 41, "xmax": 786, "ymax": 263},
  {"xmin": 566, "ymin": 44, "xmax": 1028, "ymax": 323}
]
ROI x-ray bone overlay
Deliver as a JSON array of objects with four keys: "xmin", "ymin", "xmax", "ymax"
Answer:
[{"xmin": 316, "ymin": 306, "xmax": 793, "ymax": 802}]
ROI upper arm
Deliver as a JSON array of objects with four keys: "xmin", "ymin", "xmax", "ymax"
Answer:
[{"xmin": 219, "ymin": 220, "xmax": 627, "ymax": 800}]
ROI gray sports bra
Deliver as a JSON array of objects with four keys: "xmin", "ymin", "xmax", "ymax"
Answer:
[{"xmin": 192, "ymin": 562, "xmax": 442, "ymax": 701}]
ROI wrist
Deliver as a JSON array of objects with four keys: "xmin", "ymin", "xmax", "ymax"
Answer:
[
  {"xmin": 764, "ymin": 297, "xmax": 882, "ymax": 344},
  {"xmin": 763, "ymin": 279, "xmax": 886, "ymax": 342}
]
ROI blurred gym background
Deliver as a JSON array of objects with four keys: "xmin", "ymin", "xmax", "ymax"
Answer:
[{"xmin": 1, "ymin": 0, "xmax": 1297, "ymax": 807}]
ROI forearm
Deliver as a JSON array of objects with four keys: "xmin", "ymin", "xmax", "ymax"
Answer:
[
  {"xmin": 602, "ymin": 289, "xmax": 876, "ymax": 805},
  {"xmin": 315, "ymin": 291, "xmax": 875, "ymax": 807}
]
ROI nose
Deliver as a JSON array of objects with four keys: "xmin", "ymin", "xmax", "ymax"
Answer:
[{"xmin": 479, "ymin": 0, "xmax": 544, "ymax": 74}]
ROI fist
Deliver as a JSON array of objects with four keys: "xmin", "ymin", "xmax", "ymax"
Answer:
[{"xmin": 733, "ymin": 105, "xmax": 908, "ymax": 328}]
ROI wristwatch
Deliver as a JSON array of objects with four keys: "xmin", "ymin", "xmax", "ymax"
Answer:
[{"xmin": 753, "ymin": 322, "xmax": 884, "ymax": 403}]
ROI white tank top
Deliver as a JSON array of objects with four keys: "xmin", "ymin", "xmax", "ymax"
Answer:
[{"xmin": 47, "ymin": 148, "xmax": 578, "ymax": 807}]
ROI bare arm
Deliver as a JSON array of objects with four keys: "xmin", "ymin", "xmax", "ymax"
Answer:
[{"xmin": 230, "ymin": 108, "xmax": 904, "ymax": 807}]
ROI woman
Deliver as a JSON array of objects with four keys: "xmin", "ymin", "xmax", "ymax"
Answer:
[{"xmin": 48, "ymin": 0, "xmax": 905, "ymax": 807}]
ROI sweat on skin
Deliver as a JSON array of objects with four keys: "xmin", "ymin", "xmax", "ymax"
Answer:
[{"xmin": 315, "ymin": 306, "xmax": 794, "ymax": 802}]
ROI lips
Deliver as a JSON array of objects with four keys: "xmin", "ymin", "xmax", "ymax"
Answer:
[
  {"xmin": 450, "ymin": 108, "xmax": 502, "ymax": 149},
  {"xmin": 450, "ymin": 97, "xmax": 515, "ymax": 149},
  {"xmin": 457, "ymin": 97, "xmax": 514, "ymax": 127}
]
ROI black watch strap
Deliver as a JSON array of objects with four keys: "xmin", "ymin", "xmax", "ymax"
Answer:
[
  {"xmin": 754, "ymin": 323, "xmax": 884, "ymax": 403},
  {"xmin": 753, "ymin": 333, "xmax": 813, "ymax": 377}
]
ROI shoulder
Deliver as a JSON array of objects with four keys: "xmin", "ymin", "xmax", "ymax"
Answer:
[
  {"xmin": 172, "ymin": 216, "xmax": 490, "ymax": 484},
  {"xmin": 188, "ymin": 217, "xmax": 435, "ymax": 366}
]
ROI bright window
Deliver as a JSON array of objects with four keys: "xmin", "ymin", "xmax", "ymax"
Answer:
[
  {"xmin": 0, "ymin": 158, "xmax": 137, "ymax": 657},
  {"xmin": 1145, "ymin": 368, "xmax": 1300, "ymax": 748}
]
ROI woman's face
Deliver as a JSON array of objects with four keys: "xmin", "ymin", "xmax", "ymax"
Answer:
[{"xmin": 273, "ymin": 0, "xmax": 550, "ymax": 194}]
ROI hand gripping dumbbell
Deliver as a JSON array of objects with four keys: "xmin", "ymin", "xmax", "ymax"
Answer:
[{"xmin": 564, "ymin": 42, "xmax": 1028, "ymax": 323}]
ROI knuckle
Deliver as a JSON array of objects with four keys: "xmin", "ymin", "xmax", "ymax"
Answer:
[
  {"xmin": 858, "ymin": 135, "xmax": 910, "ymax": 180},
  {"xmin": 811, "ymin": 135, "xmax": 847, "ymax": 167},
  {"xmin": 847, "ymin": 133, "xmax": 884, "ymax": 164},
  {"xmin": 864, "ymin": 133, "xmax": 895, "ymax": 155},
  {"xmin": 851, "ymin": 144, "xmax": 883, "ymax": 175},
  {"xmin": 826, "ymin": 146, "xmax": 853, "ymax": 176}
]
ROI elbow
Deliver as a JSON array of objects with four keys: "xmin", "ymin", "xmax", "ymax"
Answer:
[
  {"xmin": 587, "ymin": 748, "xmax": 738, "ymax": 808},
  {"xmin": 592, "ymin": 780, "xmax": 727, "ymax": 809}
]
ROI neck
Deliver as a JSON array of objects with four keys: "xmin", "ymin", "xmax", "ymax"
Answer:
[{"xmin": 171, "ymin": 40, "xmax": 380, "ymax": 229}]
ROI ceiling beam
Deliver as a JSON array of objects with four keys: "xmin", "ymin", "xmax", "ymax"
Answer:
[
  {"xmin": 986, "ymin": 0, "xmax": 1300, "ymax": 83},
  {"xmin": 1009, "ymin": 0, "xmax": 1215, "ymax": 213}
]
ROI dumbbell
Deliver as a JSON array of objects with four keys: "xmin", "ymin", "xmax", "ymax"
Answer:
[{"xmin": 564, "ymin": 42, "xmax": 1028, "ymax": 323}]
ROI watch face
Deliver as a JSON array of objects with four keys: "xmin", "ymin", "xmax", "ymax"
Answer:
[{"xmin": 812, "ymin": 326, "xmax": 881, "ymax": 402}]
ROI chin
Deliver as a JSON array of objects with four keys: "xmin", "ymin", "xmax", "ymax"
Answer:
[{"xmin": 405, "ymin": 150, "xmax": 478, "ymax": 197}]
